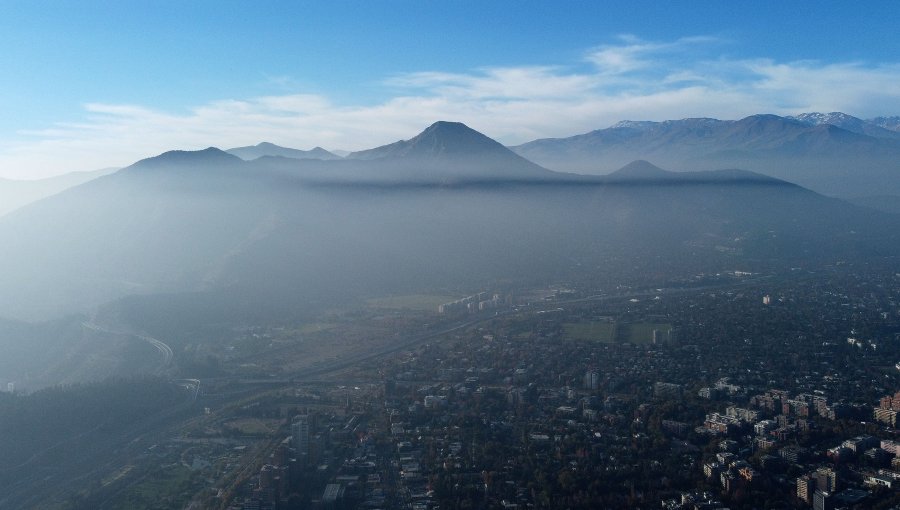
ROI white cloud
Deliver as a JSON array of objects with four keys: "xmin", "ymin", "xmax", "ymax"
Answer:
[
  {"xmin": 3, "ymin": 36, "xmax": 900, "ymax": 179},
  {"xmin": 387, "ymin": 67, "xmax": 598, "ymax": 100}
]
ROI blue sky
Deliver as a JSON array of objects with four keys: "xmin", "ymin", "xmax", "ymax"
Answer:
[{"xmin": 1, "ymin": 0, "xmax": 899, "ymax": 178}]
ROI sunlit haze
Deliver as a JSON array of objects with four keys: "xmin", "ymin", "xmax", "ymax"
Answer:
[{"xmin": 5, "ymin": 4, "xmax": 900, "ymax": 509}]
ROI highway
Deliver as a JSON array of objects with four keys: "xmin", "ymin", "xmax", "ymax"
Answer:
[
  {"xmin": 288, "ymin": 275, "xmax": 779, "ymax": 382},
  {"xmin": 82, "ymin": 321, "xmax": 174, "ymax": 374}
]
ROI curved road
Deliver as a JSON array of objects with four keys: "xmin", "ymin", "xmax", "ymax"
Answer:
[{"xmin": 82, "ymin": 321, "xmax": 174, "ymax": 374}]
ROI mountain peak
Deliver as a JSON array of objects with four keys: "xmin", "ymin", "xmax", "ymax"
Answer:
[
  {"xmin": 226, "ymin": 142, "xmax": 341, "ymax": 161},
  {"xmin": 790, "ymin": 112, "xmax": 900, "ymax": 139},
  {"xmin": 868, "ymin": 116, "xmax": 900, "ymax": 132},
  {"xmin": 345, "ymin": 121, "xmax": 555, "ymax": 180},
  {"xmin": 737, "ymin": 114, "xmax": 804, "ymax": 127},
  {"xmin": 423, "ymin": 120, "xmax": 471, "ymax": 132},
  {"xmin": 131, "ymin": 147, "xmax": 241, "ymax": 170},
  {"xmin": 791, "ymin": 112, "xmax": 865, "ymax": 130},
  {"xmin": 407, "ymin": 121, "xmax": 508, "ymax": 156},
  {"xmin": 610, "ymin": 120, "xmax": 658, "ymax": 131},
  {"xmin": 347, "ymin": 121, "xmax": 506, "ymax": 161},
  {"xmin": 607, "ymin": 160, "xmax": 671, "ymax": 180}
]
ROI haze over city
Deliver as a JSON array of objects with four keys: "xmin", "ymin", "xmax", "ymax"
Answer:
[{"xmin": 3, "ymin": 3, "xmax": 900, "ymax": 510}]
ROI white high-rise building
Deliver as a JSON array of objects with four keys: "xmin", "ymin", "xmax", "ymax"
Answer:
[
  {"xmin": 584, "ymin": 369, "xmax": 600, "ymax": 390},
  {"xmin": 292, "ymin": 414, "xmax": 309, "ymax": 456}
]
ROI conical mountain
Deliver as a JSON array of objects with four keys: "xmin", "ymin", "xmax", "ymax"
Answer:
[
  {"xmin": 349, "ymin": 121, "xmax": 510, "ymax": 159},
  {"xmin": 347, "ymin": 121, "xmax": 556, "ymax": 181},
  {"xmin": 606, "ymin": 160, "xmax": 672, "ymax": 180}
]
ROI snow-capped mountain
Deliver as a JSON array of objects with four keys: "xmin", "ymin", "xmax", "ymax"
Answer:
[
  {"xmin": 869, "ymin": 116, "xmax": 900, "ymax": 132},
  {"xmin": 789, "ymin": 112, "xmax": 900, "ymax": 139}
]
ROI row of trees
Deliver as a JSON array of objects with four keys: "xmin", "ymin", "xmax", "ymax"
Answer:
[{"xmin": 0, "ymin": 376, "xmax": 185, "ymax": 473}]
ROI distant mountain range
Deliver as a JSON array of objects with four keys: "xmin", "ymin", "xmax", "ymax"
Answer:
[
  {"xmin": 0, "ymin": 121, "xmax": 897, "ymax": 323},
  {"xmin": 511, "ymin": 112, "xmax": 900, "ymax": 197},
  {"xmin": 788, "ymin": 112, "xmax": 900, "ymax": 139},
  {"xmin": 866, "ymin": 116, "xmax": 900, "ymax": 132},
  {"xmin": 226, "ymin": 142, "xmax": 340, "ymax": 161},
  {"xmin": 13, "ymin": 111, "xmax": 890, "ymax": 213}
]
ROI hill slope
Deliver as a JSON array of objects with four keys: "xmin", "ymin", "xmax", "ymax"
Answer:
[
  {"xmin": 0, "ymin": 167, "xmax": 118, "ymax": 217},
  {"xmin": 0, "ymin": 124, "xmax": 896, "ymax": 321}
]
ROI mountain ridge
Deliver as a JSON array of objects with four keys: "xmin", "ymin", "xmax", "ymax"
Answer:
[
  {"xmin": 511, "ymin": 113, "xmax": 900, "ymax": 196},
  {"xmin": 128, "ymin": 147, "xmax": 242, "ymax": 171},
  {"xmin": 227, "ymin": 142, "xmax": 341, "ymax": 161},
  {"xmin": 0, "ymin": 167, "xmax": 118, "ymax": 218},
  {"xmin": 788, "ymin": 112, "xmax": 900, "ymax": 139}
]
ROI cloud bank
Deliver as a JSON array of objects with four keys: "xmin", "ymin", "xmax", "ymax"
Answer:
[{"xmin": 4, "ymin": 35, "xmax": 900, "ymax": 179}]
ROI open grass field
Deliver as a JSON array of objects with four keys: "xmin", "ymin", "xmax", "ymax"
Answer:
[
  {"xmin": 564, "ymin": 321, "xmax": 616, "ymax": 342},
  {"xmin": 224, "ymin": 418, "xmax": 280, "ymax": 436},
  {"xmin": 366, "ymin": 294, "xmax": 458, "ymax": 311},
  {"xmin": 294, "ymin": 322, "xmax": 338, "ymax": 334},
  {"xmin": 564, "ymin": 321, "xmax": 671, "ymax": 344},
  {"xmin": 624, "ymin": 322, "xmax": 673, "ymax": 344},
  {"xmin": 113, "ymin": 464, "xmax": 198, "ymax": 510}
]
